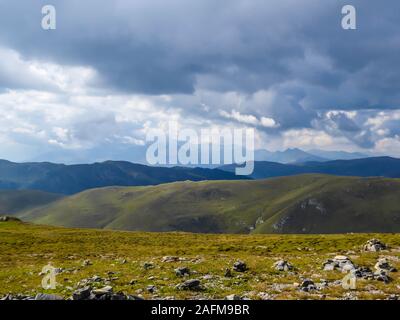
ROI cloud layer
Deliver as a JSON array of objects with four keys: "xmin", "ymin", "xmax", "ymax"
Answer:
[{"xmin": 0, "ymin": 0, "xmax": 399, "ymax": 162}]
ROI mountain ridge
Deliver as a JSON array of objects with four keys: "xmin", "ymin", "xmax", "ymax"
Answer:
[
  {"xmin": 0, "ymin": 159, "xmax": 248, "ymax": 194},
  {"xmin": 221, "ymin": 156, "xmax": 400, "ymax": 179},
  {"xmin": 2, "ymin": 156, "xmax": 400, "ymax": 195}
]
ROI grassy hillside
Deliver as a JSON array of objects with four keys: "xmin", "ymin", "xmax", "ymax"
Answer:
[
  {"xmin": 19, "ymin": 174, "xmax": 400, "ymax": 234},
  {"xmin": 0, "ymin": 190, "xmax": 63, "ymax": 215},
  {"xmin": 1, "ymin": 220, "xmax": 400, "ymax": 300}
]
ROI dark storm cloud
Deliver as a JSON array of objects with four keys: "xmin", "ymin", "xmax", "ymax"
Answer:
[
  {"xmin": 0, "ymin": 0, "xmax": 397, "ymax": 100},
  {"xmin": 312, "ymin": 111, "xmax": 376, "ymax": 148}
]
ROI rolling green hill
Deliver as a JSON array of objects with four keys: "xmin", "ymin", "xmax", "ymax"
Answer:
[
  {"xmin": 0, "ymin": 190, "xmax": 63, "ymax": 215},
  {"xmin": 18, "ymin": 174, "xmax": 400, "ymax": 234}
]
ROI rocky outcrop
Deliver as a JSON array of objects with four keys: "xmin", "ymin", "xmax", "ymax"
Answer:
[
  {"xmin": 34, "ymin": 293, "xmax": 63, "ymax": 300},
  {"xmin": 273, "ymin": 260, "xmax": 293, "ymax": 271},
  {"xmin": 323, "ymin": 256, "xmax": 355, "ymax": 272},
  {"xmin": 300, "ymin": 279, "xmax": 316, "ymax": 292},
  {"xmin": 224, "ymin": 294, "xmax": 243, "ymax": 300},
  {"xmin": 175, "ymin": 267, "xmax": 190, "ymax": 277},
  {"xmin": 176, "ymin": 279, "xmax": 202, "ymax": 291},
  {"xmin": 374, "ymin": 258, "xmax": 397, "ymax": 273},
  {"xmin": 233, "ymin": 260, "xmax": 247, "ymax": 272},
  {"xmin": 0, "ymin": 216, "xmax": 21, "ymax": 222},
  {"xmin": 162, "ymin": 256, "xmax": 181, "ymax": 263},
  {"xmin": 364, "ymin": 239, "xmax": 387, "ymax": 252}
]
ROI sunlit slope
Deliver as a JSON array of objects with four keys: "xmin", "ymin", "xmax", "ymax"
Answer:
[{"xmin": 20, "ymin": 174, "xmax": 400, "ymax": 234}]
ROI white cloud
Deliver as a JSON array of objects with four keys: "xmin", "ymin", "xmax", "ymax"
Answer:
[
  {"xmin": 260, "ymin": 117, "xmax": 278, "ymax": 128},
  {"xmin": 220, "ymin": 109, "xmax": 259, "ymax": 125},
  {"xmin": 282, "ymin": 129, "xmax": 336, "ymax": 149},
  {"xmin": 374, "ymin": 136, "xmax": 400, "ymax": 157},
  {"xmin": 220, "ymin": 109, "xmax": 279, "ymax": 128},
  {"xmin": 0, "ymin": 47, "xmax": 98, "ymax": 93}
]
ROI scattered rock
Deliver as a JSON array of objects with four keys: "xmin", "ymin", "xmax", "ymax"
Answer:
[
  {"xmin": 300, "ymin": 279, "xmax": 317, "ymax": 292},
  {"xmin": 225, "ymin": 294, "xmax": 242, "ymax": 300},
  {"xmin": 143, "ymin": 262, "xmax": 155, "ymax": 270},
  {"xmin": 110, "ymin": 293, "xmax": 127, "ymax": 300},
  {"xmin": 91, "ymin": 275, "xmax": 102, "ymax": 282},
  {"xmin": 71, "ymin": 285, "xmax": 141, "ymax": 300},
  {"xmin": 162, "ymin": 256, "xmax": 180, "ymax": 263},
  {"xmin": 127, "ymin": 295, "xmax": 145, "ymax": 300},
  {"xmin": 364, "ymin": 239, "xmax": 387, "ymax": 252},
  {"xmin": 374, "ymin": 270, "xmax": 391, "ymax": 284},
  {"xmin": 257, "ymin": 292, "xmax": 273, "ymax": 300},
  {"xmin": 351, "ymin": 267, "xmax": 374, "ymax": 280},
  {"xmin": 347, "ymin": 258, "xmax": 395, "ymax": 283},
  {"xmin": 176, "ymin": 279, "xmax": 202, "ymax": 291},
  {"xmin": 323, "ymin": 255, "xmax": 355, "ymax": 272},
  {"xmin": 81, "ymin": 259, "xmax": 92, "ymax": 267},
  {"xmin": 375, "ymin": 258, "xmax": 397, "ymax": 272},
  {"xmin": 342, "ymin": 292, "xmax": 358, "ymax": 300},
  {"xmin": 34, "ymin": 293, "xmax": 63, "ymax": 300},
  {"xmin": 147, "ymin": 285, "xmax": 157, "ymax": 293},
  {"xmin": 332, "ymin": 280, "xmax": 343, "ymax": 286},
  {"xmin": 92, "ymin": 285, "xmax": 113, "ymax": 295},
  {"xmin": 316, "ymin": 279, "xmax": 329, "ymax": 289},
  {"xmin": 233, "ymin": 260, "xmax": 247, "ymax": 272},
  {"xmin": 72, "ymin": 286, "xmax": 91, "ymax": 300},
  {"xmin": 273, "ymin": 260, "xmax": 293, "ymax": 271},
  {"xmin": 175, "ymin": 267, "xmax": 190, "ymax": 277}
]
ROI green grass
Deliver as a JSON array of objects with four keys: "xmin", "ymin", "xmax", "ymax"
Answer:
[
  {"xmin": 17, "ymin": 174, "xmax": 400, "ymax": 234},
  {"xmin": 1, "ymin": 220, "xmax": 400, "ymax": 300}
]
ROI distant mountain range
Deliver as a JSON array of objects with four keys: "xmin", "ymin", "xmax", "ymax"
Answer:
[
  {"xmin": 221, "ymin": 157, "xmax": 400, "ymax": 179},
  {"xmin": 255, "ymin": 148, "xmax": 325, "ymax": 163},
  {"xmin": 306, "ymin": 149, "xmax": 369, "ymax": 161},
  {"xmin": 9, "ymin": 174, "xmax": 400, "ymax": 234},
  {"xmin": 254, "ymin": 148, "xmax": 369, "ymax": 163},
  {"xmin": 29, "ymin": 145, "xmax": 371, "ymax": 165},
  {"xmin": 0, "ymin": 159, "xmax": 247, "ymax": 195},
  {"xmin": 1, "ymin": 156, "xmax": 400, "ymax": 195}
]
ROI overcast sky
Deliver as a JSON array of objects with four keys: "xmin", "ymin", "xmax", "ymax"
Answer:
[{"xmin": 0, "ymin": 0, "xmax": 399, "ymax": 162}]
